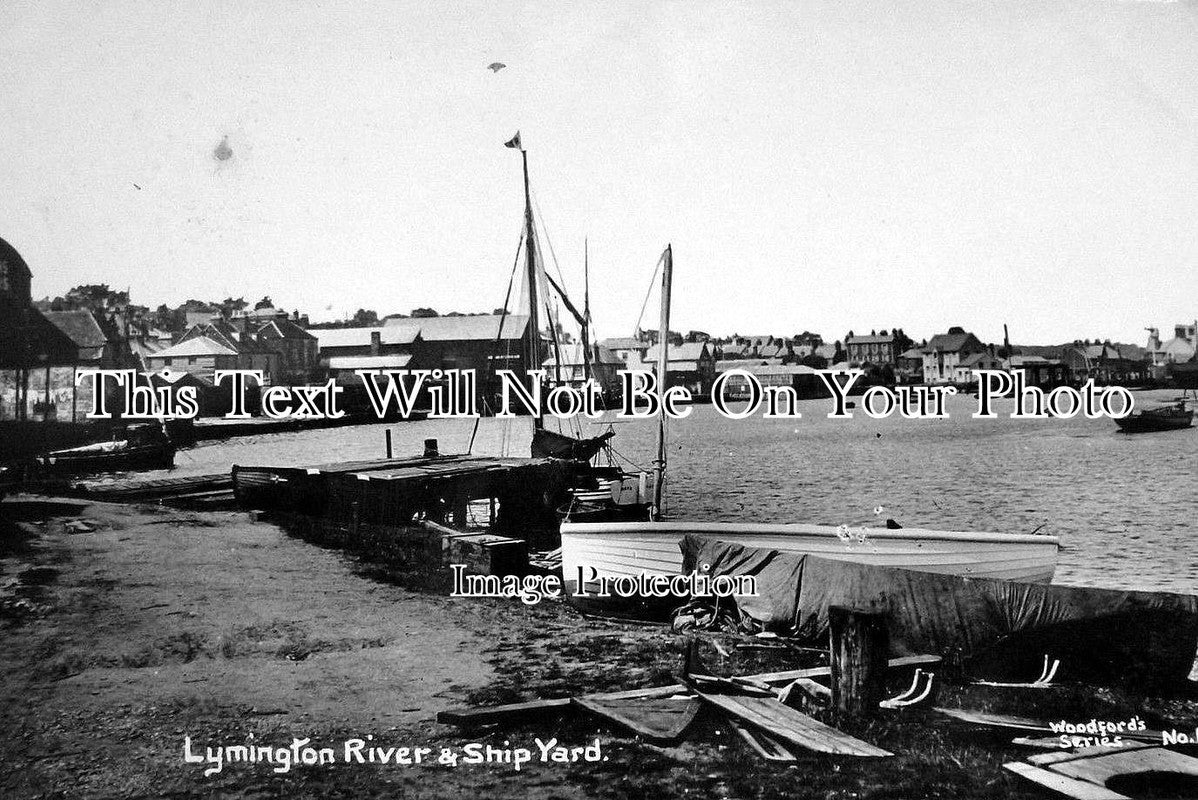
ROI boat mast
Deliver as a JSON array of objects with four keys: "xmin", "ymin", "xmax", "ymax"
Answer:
[
  {"xmin": 652, "ymin": 244, "xmax": 673, "ymax": 520},
  {"xmin": 582, "ymin": 238, "xmax": 593, "ymax": 382},
  {"xmin": 520, "ymin": 146, "xmax": 543, "ymax": 430}
]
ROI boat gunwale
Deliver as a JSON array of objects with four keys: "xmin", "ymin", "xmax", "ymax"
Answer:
[{"xmin": 560, "ymin": 521, "xmax": 1061, "ymax": 547}]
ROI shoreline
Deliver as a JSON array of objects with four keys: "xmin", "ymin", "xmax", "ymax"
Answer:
[{"xmin": 2, "ymin": 495, "xmax": 1196, "ymax": 798}]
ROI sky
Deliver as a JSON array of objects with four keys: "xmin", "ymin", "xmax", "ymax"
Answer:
[{"xmin": 1, "ymin": 0, "xmax": 1196, "ymax": 346}]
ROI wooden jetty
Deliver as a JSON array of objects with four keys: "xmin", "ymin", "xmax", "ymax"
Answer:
[
  {"xmin": 49, "ymin": 472, "xmax": 235, "ymax": 508},
  {"xmin": 233, "ymin": 444, "xmax": 570, "ymax": 569},
  {"xmin": 233, "ymin": 452, "xmax": 566, "ymax": 534}
]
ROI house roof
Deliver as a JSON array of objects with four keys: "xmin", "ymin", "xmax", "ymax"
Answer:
[
  {"xmin": 600, "ymin": 337, "xmax": 649, "ymax": 351},
  {"xmin": 1161, "ymin": 337, "xmax": 1196, "ymax": 360},
  {"xmin": 258, "ymin": 319, "xmax": 315, "ymax": 340},
  {"xmin": 716, "ymin": 359, "xmax": 776, "ymax": 371},
  {"xmin": 313, "ymin": 326, "xmax": 419, "ymax": 349},
  {"xmin": 42, "ymin": 310, "xmax": 109, "ymax": 360},
  {"xmin": 899, "ymin": 347, "xmax": 925, "ymax": 359},
  {"xmin": 926, "ymin": 331, "xmax": 982, "ymax": 353},
  {"xmin": 644, "ymin": 342, "xmax": 711, "ymax": 363},
  {"xmin": 383, "ymin": 314, "xmax": 529, "ymax": 342},
  {"xmin": 846, "ymin": 334, "xmax": 895, "ymax": 345},
  {"xmin": 324, "ymin": 354, "xmax": 413, "ymax": 370},
  {"xmin": 1007, "ymin": 355, "xmax": 1060, "ymax": 366},
  {"xmin": 959, "ymin": 352, "xmax": 998, "ymax": 367},
  {"xmin": 149, "ymin": 336, "xmax": 239, "ymax": 359}
]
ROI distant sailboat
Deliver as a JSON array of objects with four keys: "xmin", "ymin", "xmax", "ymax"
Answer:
[{"xmin": 558, "ymin": 246, "xmax": 1061, "ymax": 604}]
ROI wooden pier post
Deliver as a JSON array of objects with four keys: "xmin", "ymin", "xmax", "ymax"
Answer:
[
  {"xmin": 385, "ymin": 429, "xmax": 393, "ymax": 459},
  {"xmin": 829, "ymin": 606, "xmax": 889, "ymax": 717},
  {"xmin": 423, "ymin": 438, "xmax": 439, "ymax": 458}
]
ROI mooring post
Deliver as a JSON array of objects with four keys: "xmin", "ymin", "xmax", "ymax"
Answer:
[
  {"xmin": 385, "ymin": 429, "xmax": 393, "ymax": 459},
  {"xmin": 423, "ymin": 438, "xmax": 439, "ymax": 458},
  {"xmin": 829, "ymin": 605, "xmax": 889, "ymax": 717}
]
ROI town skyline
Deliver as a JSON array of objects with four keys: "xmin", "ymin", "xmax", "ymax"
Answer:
[{"xmin": 4, "ymin": 1, "xmax": 1197, "ymax": 346}]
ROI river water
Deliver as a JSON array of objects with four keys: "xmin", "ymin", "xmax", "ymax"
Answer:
[{"xmin": 130, "ymin": 388, "xmax": 1196, "ymax": 594}]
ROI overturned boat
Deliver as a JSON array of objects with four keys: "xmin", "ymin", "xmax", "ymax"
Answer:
[{"xmin": 677, "ymin": 535, "xmax": 1198, "ymax": 687}]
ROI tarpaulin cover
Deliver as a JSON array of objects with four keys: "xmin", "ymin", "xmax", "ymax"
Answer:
[{"xmin": 681, "ymin": 535, "xmax": 1198, "ymax": 684}]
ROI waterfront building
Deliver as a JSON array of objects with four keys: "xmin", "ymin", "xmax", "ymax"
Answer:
[
  {"xmin": 600, "ymin": 336, "xmax": 651, "ymax": 366},
  {"xmin": 1, "ymin": 237, "xmax": 119, "ymax": 425},
  {"xmin": 897, "ymin": 346, "xmax": 925, "ymax": 383},
  {"xmin": 1147, "ymin": 323, "xmax": 1196, "ymax": 368},
  {"xmin": 642, "ymin": 341, "xmax": 717, "ymax": 395},
  {"xmin": 1004, "ymin": 354, "xmax": 1070, "ymax": 387},
  {"xmin": 845, "ymin": 329, "xmax": 912, "ymax": 368},
  {"xmin": 255, "ymin": 318, "xmax": 318, "ymax": 384},
  {"xmin": 542, "ymin": 342, "xmax": 623, "ymax": 399},
  {"xmin": 714, "ymin": 362, "xmax": 824, "ymax": 400},
  {"xmin": 921, "ymin": 327, "xmax": 987, "ymax": 384}
]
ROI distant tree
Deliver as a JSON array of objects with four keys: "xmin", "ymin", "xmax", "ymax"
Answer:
[
  {"xmin": 351, "ymin": 308, "xmax": 379, "ymax": 326},
  {"xmin": 254, "ymin": 296, "xmax": 274, "ymax": 310},
  {"xmin": 800, "ymin": 353, "xmax": 828, "ymax": 369},
  {"xmin": 411, "ymin": 307, "xmax": 439, "ymax": 318},
  {"xmin": 218, "ymin": 297, "xmax": 248, "ymax": 318}
]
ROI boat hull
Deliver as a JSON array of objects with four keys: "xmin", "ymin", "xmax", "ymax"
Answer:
[
  {"xmin": 1115, "ymin": 410, "xmax": 1193, "ymax": 433},
  {"xmin": 559, "ymin": 521, "xmax": 1061, "ymax": 594},
  {"xmin": 37, "ymin": 442, "xmax": 176, "ymax": 474}
]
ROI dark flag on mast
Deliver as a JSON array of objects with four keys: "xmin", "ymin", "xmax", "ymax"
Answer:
[{"xmin": 504, "ymin": 131, "xmax": 522, "ymax": 150}]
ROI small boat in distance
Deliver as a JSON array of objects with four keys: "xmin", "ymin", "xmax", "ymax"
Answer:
[
  {"xmin": 36, "ymin": 436, "xmax": 176, "ymax": 474},
  {"xmin": 1115, "ymin": 397, "xmax": 1193, "ymax": 433},
  {"xmin": 558, "ymin": 245, "xmax": 1061, "ymax": 605}
]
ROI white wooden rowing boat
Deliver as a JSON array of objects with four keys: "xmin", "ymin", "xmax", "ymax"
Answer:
[{"xmin": 559, "ymin": 520, "xmax": 1060, "ymax": 585}]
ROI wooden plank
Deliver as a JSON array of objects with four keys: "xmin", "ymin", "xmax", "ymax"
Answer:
[
  {"xmin": 1003, "ymin": 762, "xmax": 1131, "ymax": 800},
  {"xmin": 1027, "ymin": 742, "xmax": 1153, "ymax": 767},
  {"xmin": 1050, "ymin": 747, "xmax": 1198, "ymax": 785},
  {"xmin": 727, "ymin": 718, "xmax": 796, "ymax": 761},
  {"xmin": 1013, "ymin": 736, "xmax": 1073, "ymax": 750},
  {"xmin": 438, "ymin": 656, "xmax": 940, "ymax": 729},
  {"xmin": 934, "ymin": 708, "xmax": 1165, "ymax": 743},
  {"xmin": 436, "ymin": 697, "xmax": 571, "ymax": 727},
  {"xmin": 572, "ymin": 696, "xmax": 700, "ymax": 744},
  {"xmin": 696, "ymin": 692, "xmax": 892, "ymax": 757},
  {"xmin": 745, "ymin": 654, "xmax": 940, "ymax": 686}
]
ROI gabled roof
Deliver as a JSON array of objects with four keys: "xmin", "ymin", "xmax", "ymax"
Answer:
[
  {"xmin": 899, "ymin": 347, "xmax": 925, "ymax": 359},
  {"xmin": 926, "ymin": 331, "xmax": 983, "ymax": 353},
  {"xmin": 148, "ymin": 336, "xmax": 239, "ymax": 359},
  {"xmin": 258, "ymin": 319, "xmax": 315, "ymax": 340},
  {"xmin": 959, "ymin": 352, "xmax": 998, "ymax": 367},
  {"xmin": 846, "ymin": 334, "xmax": 895, "ymax": 345},
  {"xmin": 42, "ymin": 310, "xmax": 109, "ymax": 360}
]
